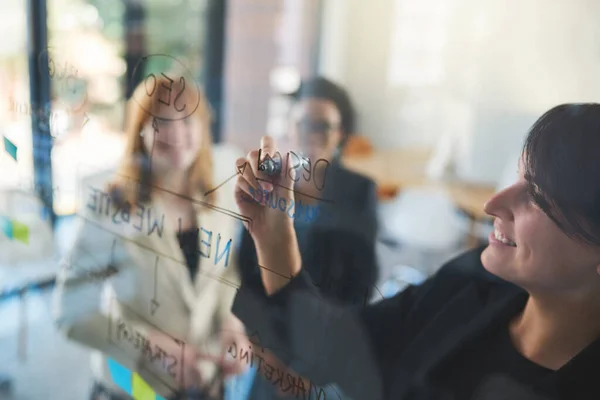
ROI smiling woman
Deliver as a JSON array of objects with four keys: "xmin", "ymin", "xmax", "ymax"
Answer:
[
  {"xmin": 232, "ymin": 104, "xmax": 600, "ymax": 400},
  {"xmin": 481, "ymin": 104, "xmax": 600, "ymax": 294}
]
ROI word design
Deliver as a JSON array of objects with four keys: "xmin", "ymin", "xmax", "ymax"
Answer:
[
  {"xmin": 246, "ymin": 186, "xmax": 333, "ymax": 224},
  {"xmin": 258, "ymin": 150, "xmax": 330, "ymax": 192},
  {"xmin": 107, "ymin": 358, "xmax": 167, "ymax": 400},
  {"xmin": 227, "ymin": 341, "xmax": 327, "ymax": 400},
  {"xmin": 131, "ymin": 54, "xmax": 201, "ymax": 121},
  {"xmin": 0, "ymin": 216, "xmax": 29, "ymax": 244}
]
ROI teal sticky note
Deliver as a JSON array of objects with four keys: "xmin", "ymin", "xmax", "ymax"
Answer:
[
  {"xmin": 107, "ymin": 358, "xmax": 132, "ymax": 395},
  {"xmin": 156, "ymin": 395, "xmax": 167, "ymax": 400},
  {"xmin": 3, "ymin": 136, "xmax": 17, "ymax": 161},
  {"xmin": 0, "ymin": 216, "xmax": 13, "ymax": 239}
]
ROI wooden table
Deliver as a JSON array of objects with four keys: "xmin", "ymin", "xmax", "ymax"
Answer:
[{"xmin": 342, "ymin": 149, "xmax": 497, "ymax": 245}]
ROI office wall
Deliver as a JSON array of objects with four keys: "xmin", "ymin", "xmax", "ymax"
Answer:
[
  {"xmin": 319, "ymin": 0, "xmax": 600, "ymax": 184},
  {"xmin": 222, "ymin": 0, "xmax": 321, "ymax": 153}
]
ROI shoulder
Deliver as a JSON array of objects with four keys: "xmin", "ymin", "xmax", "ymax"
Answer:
[
  {"xmin": 323, "ymin": 163, "xmax": 376, "ymax": 210},
  {"xmin": 331, "ymin": 163, "xmax": 376, "ymax": 192},
  {"xmin": 412, "ymin": 245, "xmax": 511, "ymax": 310}
]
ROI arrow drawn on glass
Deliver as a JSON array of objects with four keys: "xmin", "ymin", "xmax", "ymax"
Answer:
[{"xmin": 203, "ymin": 162, "xmax": 248, "ymax": 197}]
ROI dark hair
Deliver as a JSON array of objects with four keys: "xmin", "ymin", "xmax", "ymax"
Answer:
[
  {"xmin": 293, "ymin": 77, "xmax": 356, "ymax": 140},
  {"xmin": 523, "ymin": 103, "xmax": 600, "ymax": 246}
]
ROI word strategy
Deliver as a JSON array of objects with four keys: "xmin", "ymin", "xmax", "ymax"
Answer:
[{"xmin": 115, "ymin": 318, "xmax": 179, "ymax": 379}]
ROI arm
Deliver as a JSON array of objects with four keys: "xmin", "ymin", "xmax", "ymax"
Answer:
[
  {"xmin": 339, "ymin": 178, "xmax": 379, "ymax": 305},
  {"xmin": 308, "ymin": 174, "xmax": 379, "ymax": 305},
  {"xmin": 306, "ymin": 228, "xmax": 378, "ymax": 307},
  {"xmin": 233, "ymin": 249, "xmax": 477, "ymax": 400}
]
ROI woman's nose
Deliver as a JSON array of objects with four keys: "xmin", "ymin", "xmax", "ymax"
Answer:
[{"xmin": 484, "ymin": 187, "xmax": 515, "ymax": 221}]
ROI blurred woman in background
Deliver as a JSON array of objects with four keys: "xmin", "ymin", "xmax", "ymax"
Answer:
[
  {"xmin": 236, "ymin": 77, "xmax": 379, "ymax": 399},
  {"xmin": 53, "ymin": 73, "xmax": 249, "ymax": 400},
  {"xmin": 239, "ymin": 77, "xmax": 378, "ymax": 309}
]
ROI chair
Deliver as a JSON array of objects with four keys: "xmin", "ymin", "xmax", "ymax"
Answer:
[
  {"xmin": 379, "ymin": 187, "xmax": 469, "ymax": 276},
  {"xmin": 342, "ymin": 135, "xmax": 373, "ymax": 157}
]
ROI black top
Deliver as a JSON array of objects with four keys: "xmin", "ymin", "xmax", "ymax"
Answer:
[
  {"xmin": 176, "ymin": 228, "xmax": 199, "ymax": 282},
  {"xmin": 436, "ymin": 321, "xmax": 552, "ymax": 399},
  {"xmin": 232, "ymin": 246, "xmax": 600, "ymax": 400},
  {"xmin": 237, "ymin": 162, "xmax": 379, "ymax": 307}
]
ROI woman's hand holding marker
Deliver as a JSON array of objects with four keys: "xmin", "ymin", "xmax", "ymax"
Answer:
[{"xmin": 234, "ymin": 136, "xmax": 303, "ymax": 294}]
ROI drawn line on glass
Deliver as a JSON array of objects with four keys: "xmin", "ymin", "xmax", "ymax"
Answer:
[{"xmin": 204, "ymin": 162, "xmax": 248, "ymax": 197}]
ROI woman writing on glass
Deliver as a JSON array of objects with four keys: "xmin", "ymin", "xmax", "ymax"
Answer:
[{"xmin": 232, "ymin": 104, "xmax": 600, "ymax": 399}]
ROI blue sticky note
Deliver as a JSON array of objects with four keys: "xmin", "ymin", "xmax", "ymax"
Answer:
[
  {"xmin": 155, "ymin": 395, "xmax": 167, "ymax": 400},
  {"xmin": 225, "ymin": 366, "xmax": 257, "ymax": 400},
  {"xmin": 3, "ymin": 136, "xmax": 17, "ymax": 161},
  {"xmin": 107, "ymin": 358, "xmax": 133, "ymax": 395},
  {"xmin": 0, "ymin": 216, "xmax": 13, "ymax": 239}
]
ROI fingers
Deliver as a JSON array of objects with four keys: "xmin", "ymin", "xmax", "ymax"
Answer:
[
  {"xmin": 258, "ymin": 136, "xmax": 276, "ymax": 192},
  {"xmin": 284, "ymin": 151, "xmax": 298, "ymax": 185},
  {"xmin": 260, "ymin": 135, "xmax": 275, "ymax": 158},
  {"xmin": 236, "ymin": 156, "xmax": 260, "ymax": 196},
  {"xmin": 221, "ymin": 358, "xmax": 247, "ymax": 377}
]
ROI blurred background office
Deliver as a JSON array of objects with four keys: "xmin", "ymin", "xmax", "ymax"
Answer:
[{"xmin": 2, "ymin": 0, "xmax": 600, "ymax": 399}]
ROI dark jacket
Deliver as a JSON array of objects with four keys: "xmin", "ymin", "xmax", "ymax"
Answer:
[
  {"xmin": 237, "ymin": 162, "xmax": 379, "ymax": 307},
  {"xmin": 232, "ymin": 246, "xmax": 600, "ymax": 400}
]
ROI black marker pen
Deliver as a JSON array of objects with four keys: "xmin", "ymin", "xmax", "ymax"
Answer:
[{"xmin": 258, "ymin": 153, "xmax": 309, "ymax": 176}]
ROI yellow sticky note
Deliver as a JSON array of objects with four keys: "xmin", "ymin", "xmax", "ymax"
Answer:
[
  {"xmin": 11, "ymin": 220, "xmax": 29, "ymax": 244},
  {"xmin": 131, "ymin": 373, "xmax": 156, "ymax": 400}
]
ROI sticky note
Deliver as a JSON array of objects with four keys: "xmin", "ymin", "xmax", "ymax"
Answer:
[
  {"xmin": 156, "ymin": 395, "xmax": 166, "ymax": 400},
  {"xmin": 0, "ymin": 216, "xmax": 13, "ymax": 239},
  {"xmin": 132, "ymin": 373, "xmax": 155, "ymax": 400},
  {"xmin": 11, "ymin": 220, "xmax": 29, "ymax": 244},
  {"xmin": 108, "ymin": 358, "xmax": 132, "ymax": 395},
  {"xmin": 3, "ymin": 136, "xmax": 17, "ymax": 161}
]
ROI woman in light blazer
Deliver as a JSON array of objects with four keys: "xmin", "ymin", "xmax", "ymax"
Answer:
[{"xmin": 53, "ymin": 73, "xmax": 249, "ymax": 400}]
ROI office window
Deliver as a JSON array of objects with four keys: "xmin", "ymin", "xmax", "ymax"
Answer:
[
  {"xmin": 388, "ymin": 0, "xmax": 450, "ymax": 86},
  {"xmin": 1, "ymin": 0, "xmax": 33, "ymax": 189}
]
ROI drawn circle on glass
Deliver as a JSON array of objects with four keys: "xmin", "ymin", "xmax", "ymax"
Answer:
[{"xmin": 130, "ymin": 54, "xmax": 200, "ymax": 121}]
